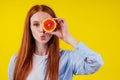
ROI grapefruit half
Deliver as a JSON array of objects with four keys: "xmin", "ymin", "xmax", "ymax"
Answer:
[{"xmin": 42, "ymin": 18, "xmax": 56, "ymax": 32}]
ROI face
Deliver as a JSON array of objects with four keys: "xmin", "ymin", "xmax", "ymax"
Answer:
[{"xmin": 30, "ymin": 11, "xmax": 53, "ymax": 44}]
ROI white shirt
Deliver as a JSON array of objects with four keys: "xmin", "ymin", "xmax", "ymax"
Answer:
[{"xmin": 26, "ymin": 54, "xmax": 48, "ymax": 80}]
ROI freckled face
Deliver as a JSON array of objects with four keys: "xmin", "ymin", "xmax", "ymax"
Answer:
[{"xmin": 30, "ymin": 11, "xmax": 53, "ymax": 44}]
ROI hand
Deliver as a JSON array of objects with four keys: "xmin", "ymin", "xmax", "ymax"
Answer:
[
  {"xmin": 46, "ymin": 18, "xmax": 79, "ymax": 47},
  {"xmin": 46, "ymin": 18, "xmax": 70, "ymax": 42}
]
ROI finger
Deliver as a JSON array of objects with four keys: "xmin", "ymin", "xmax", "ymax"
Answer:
[
  {"xmin": 52, "ymin": 18, "xmax": 59, "ymax": 22},
  {"xmin": 52, "ymin": 18, "xmax": 60, "ymax": 20},
  {"xmin": 53, "ymin": 18, "xmax": 64, "ymax": 23}
]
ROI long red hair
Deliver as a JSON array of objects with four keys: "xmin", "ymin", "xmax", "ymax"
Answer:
[{"xmin": 13, "ymin": 5, "xmax": 60, "ymax": 80}]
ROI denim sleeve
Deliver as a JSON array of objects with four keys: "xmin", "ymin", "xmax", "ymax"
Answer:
[
  {"xmin": 67, "ymin": 42, "xmax": 104, "ymax": 75},
  {"xmin": 8, "ymin": 55, "xmax": 16, "ymax": 80}
]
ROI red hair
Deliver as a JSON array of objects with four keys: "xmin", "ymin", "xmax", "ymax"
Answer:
[{"xmin": 13, "ymin": 5, "xmax": 60, "ymax": 80}]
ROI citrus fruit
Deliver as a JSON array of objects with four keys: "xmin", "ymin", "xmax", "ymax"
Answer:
[{"xmin": 42, "ymin": 18, "xmax": 56, "ymax": 32}]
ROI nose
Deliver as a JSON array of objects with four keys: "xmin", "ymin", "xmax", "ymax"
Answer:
[{"xmin": 39, "ymin": 25, "xmax": 45, "ymax": 33}]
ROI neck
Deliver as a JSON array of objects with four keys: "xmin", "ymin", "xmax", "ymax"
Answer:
[{"xmin": 35, "ymin": 42, "xmax": 48, "ymax": 56}]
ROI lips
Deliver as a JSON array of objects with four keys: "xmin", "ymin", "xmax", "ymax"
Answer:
[{"xmin": 40, "ymin": 35, "xmax": 46, "ymax": 40}]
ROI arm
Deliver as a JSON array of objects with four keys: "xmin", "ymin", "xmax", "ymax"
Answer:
[
  {"xmin": 69, "ymin": 42, "xmax": 104, "ymax": 74},
  {"xmin": 47, "ymin": 18, "xmax": 104, "ymax": 74}
]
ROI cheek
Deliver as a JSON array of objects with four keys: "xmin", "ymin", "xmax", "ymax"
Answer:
[
  {"xmin": 31, "ymin": 27, "xmax": 38, "ymax": 38},
  {"xmin": 47, "ymin": 34, "xmax": 53, "ymax": 39},
  {"xmin": 31, "ymin": 27, "xmax": 34, "ymax": 35}
]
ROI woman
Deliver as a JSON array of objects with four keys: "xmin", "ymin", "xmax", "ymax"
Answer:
[{"xmin": 8, "ymin": 5, "xmax": 103, "ymax": 80}]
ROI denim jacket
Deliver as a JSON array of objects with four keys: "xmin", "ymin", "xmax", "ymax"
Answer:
[{"xmin": 8, "ymin": 42, "xmax": 104, "ymax": 80}]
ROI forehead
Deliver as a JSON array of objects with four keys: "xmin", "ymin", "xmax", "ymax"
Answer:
[{"xmin": 30, "ymin": 11, "xmax": 52, "ymax": 22}]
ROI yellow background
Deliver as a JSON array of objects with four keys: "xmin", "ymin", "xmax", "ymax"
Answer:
[{"xmin": 0, "ymin": 0, "xmax": 120, "ymax": 80}]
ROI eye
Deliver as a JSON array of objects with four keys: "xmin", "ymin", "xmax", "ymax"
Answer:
[{"xmin": 33, "ymin": 23, "xmax": 40, "ymax": 27}]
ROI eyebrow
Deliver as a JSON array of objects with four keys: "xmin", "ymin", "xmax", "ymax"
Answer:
[{"xmin": 32, "ymin": 21, "xmax": 40, "ymax": 23}]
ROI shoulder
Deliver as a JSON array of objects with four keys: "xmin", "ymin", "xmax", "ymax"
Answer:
[
  {"xmin": 8, "ymin": 54, "xmax": 18, "ymax": 72},
  {"xmin": 60, "ymin": 49, "xmax": 72, "ymax": 57},
  {"xmin": 9, "ymin": 54, "xmax": 17, "ymax": 64},
  {"xmin": 59, "ymin": 49, "xmax": 74, "ymax": 62},
  {"xmin": 8, "ymin": 54, "xmax": 18, "ymax": 80}
]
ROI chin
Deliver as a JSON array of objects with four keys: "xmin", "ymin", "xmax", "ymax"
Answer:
[{"xmin": 39, "ymin": 40, "xmax": 49, "ymax": 44}]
